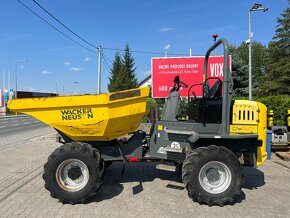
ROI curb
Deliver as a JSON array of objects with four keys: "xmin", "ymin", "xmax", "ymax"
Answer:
[{"xmin": 0, "ymin": 115, "xmax": 28, "ymax": 119}]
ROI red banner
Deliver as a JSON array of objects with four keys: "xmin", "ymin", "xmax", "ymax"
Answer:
[
  {"xmin": 151, "ymin": 56, "xmax": 231, "ymax": 98},
  {"xmin": 0, "ymin": 89, "xmax": 3, "ymax": 107}
]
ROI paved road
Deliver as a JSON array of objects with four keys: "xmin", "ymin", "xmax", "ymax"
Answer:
[
  {"xmin": 0, "ymin": 115, "xmax": 44, "ymax": 132},
  {"xmin": 0, "ymin": 134, "xmax": 289, "ymax": 218},
  {"xmin": 0, "ymin": 115, "xmax": 55, "ymax": 150}
]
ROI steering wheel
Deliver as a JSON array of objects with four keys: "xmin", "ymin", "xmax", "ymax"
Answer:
[
  {"xmin": 172, "ymin": 76, "xmax": 188, "ymax": 92},
  {"xmin": 179, "ymin": 81, "xmax": 188, "ymax": 88}
]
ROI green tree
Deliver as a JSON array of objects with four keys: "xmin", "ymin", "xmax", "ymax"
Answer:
[
  {"xmin": 108, "ymin": 44, "xmax": 138, "ymax": 92},
  {"xmin": 235, "ymin": 42, "xmax": 267, "ymax": 97},
  {"xmin": 108, "ymin": 51, "xmax": 125, "ymax": 92},
  {"xmin": 259, "ymin": 6, "xmax": 290, "ymax": 95},
  {"xmin": 257, "ymin": 95, "xmax": 290, "ymax": 126},
  {"xmin": 251, "ymin": 42, "xmax": 267, "ymax": 90},
  {"xmin": 229, "ymin": 41, "xmax": 267, "ymax": 98},
  {"xmin": 229, "ymin": 44, "xmax": 248, "ymax": 97},
  {"xmin": 122, "ymin": 44, "xmax": 138, "ymax": 89}
]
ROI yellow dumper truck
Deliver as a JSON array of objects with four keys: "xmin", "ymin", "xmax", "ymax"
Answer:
[{"xmin": 8, "ymin": 39, "xmax": 267, "ymax": 206}]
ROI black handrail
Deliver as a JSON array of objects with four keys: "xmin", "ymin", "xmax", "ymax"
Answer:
[{"xmin": 203, "ymin": 38, "xmax": 232, "ymax": 134}]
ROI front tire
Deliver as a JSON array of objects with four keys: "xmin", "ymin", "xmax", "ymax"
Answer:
[
  {"xmin": 43, "ymin": 142, "xmax": 104, "ymax": 204},
  {"xmin": 182, "ymin": 145, "xmax": 244, "ymax": 206}
]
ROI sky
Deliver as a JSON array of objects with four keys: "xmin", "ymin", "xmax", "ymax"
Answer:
[{"xmin": 0, "ymin": 0, "xmax": 288, "ymax": 95}]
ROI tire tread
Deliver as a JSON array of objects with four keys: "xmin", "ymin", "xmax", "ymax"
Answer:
[
  {"xmin": 42, "ymin": 142, "xmax": 104, "ymax": 204},
  {"xmin": 182, "ymin": 145, "xmax": 244, "ymax": 206}
]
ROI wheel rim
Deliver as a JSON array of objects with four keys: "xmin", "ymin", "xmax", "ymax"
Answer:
[
  {"xmin": 56, "ymin": 159, "xmax": 89, "ymax": 192},
  {"xmin": 198, "ymin": 161, "xmax": 232, "ymax": 194}
]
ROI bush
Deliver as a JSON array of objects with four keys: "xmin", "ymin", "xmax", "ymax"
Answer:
[
  {"xmin": 177, "ymin": 98, "xmax": 188, "ymax": 120},
  {"xmin": 256, "ymin": 95, "xmax": 290, "ymax": 126},
  {"xmin": 143, "ymin": 98, "xmax": 157, "ymax": 123}
]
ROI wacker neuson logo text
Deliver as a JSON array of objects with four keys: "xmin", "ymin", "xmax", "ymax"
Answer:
[{"xmin": 61, "ymin": 108, "xmax": 93, "ymax": 120}]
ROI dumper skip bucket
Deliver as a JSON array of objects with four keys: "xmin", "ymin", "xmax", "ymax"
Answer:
[{"xmin": 7, "ymin": 87, "xmax": 150, "ymax": 141}]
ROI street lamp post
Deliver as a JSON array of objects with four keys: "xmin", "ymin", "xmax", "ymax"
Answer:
[
  {"xmin": 248, "ymin": 3, "xmax": 268, "ymax": 100},
  {"xmin": 14, "ymin": 59, "xmax": 29, "ymax": 99}
]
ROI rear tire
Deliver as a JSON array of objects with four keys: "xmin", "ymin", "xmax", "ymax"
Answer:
[
  {"xmin": 42, "ymin": 142, "xmax": 104, "ymax": 204},
  {"xmin": 182, "ymin": 145, "xmax": 243, "ymax": 206}
]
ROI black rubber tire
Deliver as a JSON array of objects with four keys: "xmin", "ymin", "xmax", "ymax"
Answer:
[
  {"xmin": 182, "ymin": 145, "xmax": 244, "ymax": 206},
  {"xmin": 42, "ymin": 142, "xmax": 104, "ymax": 204}
]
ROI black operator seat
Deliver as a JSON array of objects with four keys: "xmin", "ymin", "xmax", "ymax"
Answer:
[
  {"xmin": 200, "ymin": 78, "xmax": 223, "ymax": 124},
  {"xmin": 208, "ymin": 79, "xmax": 222, "ymax": 99}
]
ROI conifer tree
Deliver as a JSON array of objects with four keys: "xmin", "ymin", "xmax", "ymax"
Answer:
[
  {"xmin": 122, "ymin": 43, "xmax": 138, "ymax": 89},
  {"xmin": 108, "ymin": 44, "xmax": 138, "ymax": 92},
  {"xmin": 108, "ymin": 51, "xmax": 125, "ymax": 92},
  {"xmin": 259, "ymin": 6, "xmax": 290, "ymax": 95}
]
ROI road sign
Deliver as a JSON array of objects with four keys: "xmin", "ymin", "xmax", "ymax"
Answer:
[
  {"xmin": 3, "ymin": 90, "xmax": 8, "ymax": 107},
  {"xmin": 151, "ymin": 56, "xmax": 231, "ymax": 98},
  {"xmin": 9, "ymin": 89, "xmax": 14, "ymax": 100}
]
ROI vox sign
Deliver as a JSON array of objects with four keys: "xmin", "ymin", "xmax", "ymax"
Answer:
[{"xmin": 151, "ymin": 56, "xmax": 231, "ymax": 98}]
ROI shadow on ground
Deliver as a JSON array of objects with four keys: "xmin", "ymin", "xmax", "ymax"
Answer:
[
  {"xmin": 85, "ymin": 163, "xmax": 265, "ymax": 205},
  {"xmin": 85, "ymin": 162, "xmax": 182, "ymax": 204},
  {"xmin": 242, "ymin": 167, "xmax": 265, "ymax": 190},
  {"xmin": 228, "ymin": 167, "xmax": 265, "ymax": 205}
]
